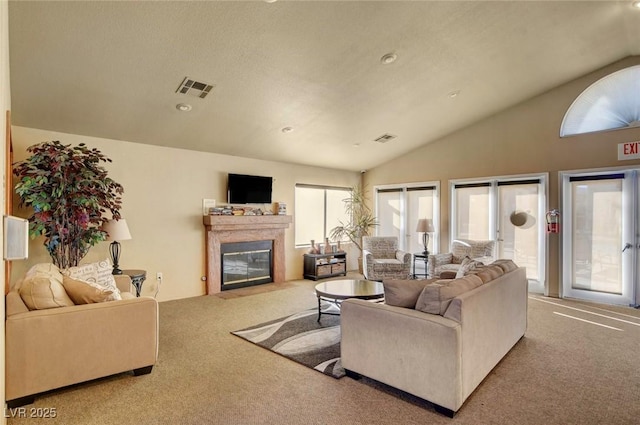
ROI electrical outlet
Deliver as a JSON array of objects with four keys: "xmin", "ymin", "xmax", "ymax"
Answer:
[{"xmin": 156, "ymin": 272, "xmax": 163, "ymax": 281}]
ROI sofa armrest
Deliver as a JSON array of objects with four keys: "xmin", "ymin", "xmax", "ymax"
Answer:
[
  {"xmin": 5, "ymin": 296, "xmax": 159, "ymax": 401},
  {"xmin": 362, "ymin": 250, "xmax": 374, "ymax": 278},
  {"xmin": 341, "ymin": 299, "xmax": 462, "ymax": 410},
  {"xmin": 6, "ymin": 291, "xmax": 29, "ymax": 317},
  {"xmin": 396, "ymin": 250, "xmax": 411, "ymax": 264},
  {"xmin": 445, "ymin": 267, "xmax": 527, "ymax": 402},
  {"xmin": 428, "ymin": 253, "xmax": 453, "ymax": 277},
  {"xmin": 114, "ymin": 274, "xmax": 133, "ymax": 294}
]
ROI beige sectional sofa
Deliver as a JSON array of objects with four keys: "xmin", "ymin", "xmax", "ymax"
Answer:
[
  {"xmin": 5, "ymin": 263, "xmax": 159, "ymax": 407},
  {"xmin": 341, "ymin": 260, "xmax": 527, "ymax": 416}
]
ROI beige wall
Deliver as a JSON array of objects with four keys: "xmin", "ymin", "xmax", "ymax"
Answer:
[
  {"xmin": 10, "ymin": 126, "xmax": 359, "ymax": 300},
  {"xmin": 1, "ymin": 0, "xmax": 9, "ymax": 419},
  {"xmin": 364, "ymin": 55, "xmax": 640, "ymax": 297}
]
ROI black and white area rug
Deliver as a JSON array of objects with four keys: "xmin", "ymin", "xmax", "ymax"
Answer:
[{"xmin": 232, "ymin": 304, "xmax": 345, "ymax": 379}]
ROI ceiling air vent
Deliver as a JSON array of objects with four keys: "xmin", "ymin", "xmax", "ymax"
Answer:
[
  {"xmin": 176, "ymin": 77, "xmax": 214, "ymax": 99},
  {"xmin": 373, "ymin": 133, "xmax": 397, "ymax": 143}
]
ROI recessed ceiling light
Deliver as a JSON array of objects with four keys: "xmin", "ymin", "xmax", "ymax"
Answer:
[
  {"xmin": 380, "ymin": 53, "xmax": 397, "ymax": 65},
  {"xmin": 448, "ymin": 90, "xmax": 461, "ymax": 99},
  {"xmin": 353, "ymin": 143, "xmax": 360, "ymax": 148},
  {"xmin": 281, "ymin": 126, "xmax": 294, "ymax": 133},
  {"xmin": 176, "ymin": 103, "xmax": 192, "ymax": 112},
  {"xmin": 632, "ymin": 1, "xmax": 640, "ymax": 9}
]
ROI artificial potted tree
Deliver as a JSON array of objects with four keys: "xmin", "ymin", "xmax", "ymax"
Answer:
[
  {"xmin": 13, "ymin": 141, "xmax": 124, "ymax": 269},
  {"xmin": 329, "ymin": 184, "xmax": 378, "ymax": 274}
]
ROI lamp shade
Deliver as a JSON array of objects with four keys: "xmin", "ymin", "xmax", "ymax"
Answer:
[
  {"xmin": 416, "ymin": 218, "xmax": 435, "ymax": 233},
  {"xmin": 102, "ymin": 219, "xmax": 132, "ymax": 241}
]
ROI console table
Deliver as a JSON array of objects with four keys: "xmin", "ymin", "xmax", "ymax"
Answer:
[{"xmin": 303, "ymin": 252, "xmax": 347, "ymax": 280}]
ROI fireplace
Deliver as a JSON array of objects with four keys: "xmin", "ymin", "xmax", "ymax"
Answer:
[
  {"xmin": 221, "ymin": 241, "xmax": 273, "ymax": 290},
  {"xmin": 203, "ymin": 215, "xmax": 292, "ymax": 294}
]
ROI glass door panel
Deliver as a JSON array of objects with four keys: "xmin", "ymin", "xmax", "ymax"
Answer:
[
  {"xmin": 562, "ymin": 172, "xmax": 634, "ymax": 305},
  {"xmin": 407, "ymin": 188, "xmax": 436, "ymax": 254},
  {"xmin": 375, "ymin": 185, "xmax": 438, "ymax": 255},
  {"xmin": 452, "ymin": 175, "xmax": 546, "ymax": 292},
  {"xmin": 497, "ymin": 182, "xmax": 540, "ymax": 281},
  {"xmin": 453, "ymin": 184, "xmax": 491, "ymax": 240},
  {"xmin": 376, "ymin": 189, "xmax": 403, "ymax": 242}
]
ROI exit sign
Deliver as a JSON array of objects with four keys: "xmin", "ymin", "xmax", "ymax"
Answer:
[{"xmin": 618, "ymin": 141, "xmax": 640, "ymax": 160}]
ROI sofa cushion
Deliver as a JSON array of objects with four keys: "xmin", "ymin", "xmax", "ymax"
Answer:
[
  {"xmin": 383, "ymin": 278, "xmax": 436, "ymax": 308},
  {"xmin": 492, "ymin": 259, "xmax": 518, "ymax": 273},
  {"xmin": 64, "ymin": 259, "xmax": 121, "ymax": 301},
  {"xmin": 455, "ymin": 257, "xmax": 484, "ymax": 278},
  {"xmin": 374, "ymin": 259, "xmax": 403, "ymax": 265},
  {"xmin": 19, "ymin": 274, "xmax": 75, "ymax": 310},
  {"xmin": 62, "ymin": 275, "xmax": 114, "ymax": 304},
  {"xmin": 415, "ymin": 274, "xmax": 484, "ymax": 315},
  {"xmin": 24, "ymin": 263, "xmax": 63, "ymax": 279},
  {"xmin": 468, "ymin": 264, "xmax": 505, "ymax": 283}
]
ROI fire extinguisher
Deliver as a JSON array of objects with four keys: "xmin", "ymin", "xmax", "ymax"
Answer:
[{"xmin": 546, "ymin": 209, "xmax": 560, "ymax": 234}]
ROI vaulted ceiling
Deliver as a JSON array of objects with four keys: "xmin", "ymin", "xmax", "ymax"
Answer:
[{"xmin": 8, "ymin": 1, "xmax": 640, "ymax": 171}]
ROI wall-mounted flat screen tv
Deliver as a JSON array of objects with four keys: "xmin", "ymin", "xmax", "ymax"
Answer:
[{"xmin": 227, "ymin": 173, "xmax": 273, "ymax": 204}]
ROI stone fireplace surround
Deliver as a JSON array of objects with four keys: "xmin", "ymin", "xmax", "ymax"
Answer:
[{"xmin": 203, "ymin": 215, "xmax": 292, "ymax": 294}]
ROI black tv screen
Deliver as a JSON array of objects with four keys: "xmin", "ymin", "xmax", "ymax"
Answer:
[{"xmin": 227, "ymin": 173, "xmax": 273, "ymax": 204}]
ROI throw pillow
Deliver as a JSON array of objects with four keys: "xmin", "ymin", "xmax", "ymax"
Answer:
[
  {"xmin": 383, "ymin": 278, "xmax": 436, "ymax": 308},
  {"xmin": 64, "ymin": 259, "xmax": 122, "ymax": 301},
  {"xmin": 62, "ymin": 275, "xmax": 114, "ymax": 304},
  {"xmin": 454, "ymin": 257, "xmax": 485, "ymax": 278},
  {"xmin": 468, "ymin": 264, "xmax": 505, "ymax": 283},
  {"xmin": 451, "ymin": 242, "xmax": 471, "ymax": 264},
  {"xmin": 415, "ymin": 274, "xmax": 483, "ymax": 315},
  {"xmin": 24, "ymin": 262, "xmax": 63, "ymax": 278},
  {"xmin": 492, "ymin": 259, "xmax": 518, "ymax": 273},
  {"xmin": 19, "ymin": 274, "xmax": 75, "ymax": 310}
]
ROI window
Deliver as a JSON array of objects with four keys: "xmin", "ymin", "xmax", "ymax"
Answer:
[
  {"xmin": 374, "ymin": 183, "xmax": 439, "ymax": 254},
  {"xmin": 560, "ymin": 65, "xmax": 640, "ymax": 137},
  {"xmin": 295, "ymin": 185, "xmax": 350, "ymax": 247},
  {"xmin": 450, "ymin": 174, "xmax": 547, "ymax": 292}
]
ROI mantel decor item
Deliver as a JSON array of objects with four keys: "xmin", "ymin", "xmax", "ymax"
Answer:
[
  {"xmin": 13, "ymin": 141, "xmax": 124, "ymax": 269},
  {"xmin": 416, "ymin": 218, "xmax": 435, "ymax": 254},
  {"xmin": 329, "ymin": 184, "xmax": 378, "ymax": 273},
  {"xmin": 308, "ymin": 240, "xmax": 319, "ymax": 254},
  {"xmin": 102, "ymin": 219, "xmax": 132, "ymax": 275}
]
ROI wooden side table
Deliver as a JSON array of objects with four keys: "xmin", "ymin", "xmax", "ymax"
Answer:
[{"xmin": 122, "ymin": 269, "xmax": 147, "ymax": 297}]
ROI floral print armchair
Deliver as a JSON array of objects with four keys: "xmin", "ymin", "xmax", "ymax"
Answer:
[{"xmin": 362, "ymin": 236, "xmax": 411, "ymax": 281}]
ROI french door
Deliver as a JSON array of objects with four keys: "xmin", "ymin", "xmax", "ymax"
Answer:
[
  {"xmin": 451, "ymin": 174, "xmax": 547, "ymax": 293},
  {"xmin": 375, "ymin": 183, "xmax": 439, "ymax": 254},
  {"xmin": 561, "ymin": 169, "xmax": 639, "ymax": 306}
]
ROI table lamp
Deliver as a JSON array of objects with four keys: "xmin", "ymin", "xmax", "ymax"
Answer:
[
  {"xmin": 102, "ymin": 219, "xmax": 132, "ymax": 275},
  {"xmin": 416, "ymin": 218, "xmax": 434, "ymax": 254}
]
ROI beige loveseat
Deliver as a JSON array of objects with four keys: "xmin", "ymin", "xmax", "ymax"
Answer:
[
  {"xmin": 341, "ymin": 260, "xmax": 527, "ymax": 416},
  {"xmin": 5, "ymin": 264, "xmax": 159, "ymax": 407}
]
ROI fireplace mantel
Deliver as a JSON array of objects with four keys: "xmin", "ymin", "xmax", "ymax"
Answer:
[{"xmin": 203, "ymin": 215, "xmax": 292, "ymax": 294}]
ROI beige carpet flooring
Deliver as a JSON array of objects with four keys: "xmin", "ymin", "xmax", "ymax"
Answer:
[{"xmin": 7, "ymin": 276, "xmax": 640, "ymax": 425}]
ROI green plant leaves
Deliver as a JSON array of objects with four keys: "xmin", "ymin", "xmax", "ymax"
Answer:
[{"xmin": 13, "ymin": 140, "xmax": 124, "ymax": 268}]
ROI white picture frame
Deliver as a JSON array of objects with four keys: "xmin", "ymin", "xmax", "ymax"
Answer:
[{"xmin": 202, "ymin": 198, "xmax": 216, "ymax": 216}]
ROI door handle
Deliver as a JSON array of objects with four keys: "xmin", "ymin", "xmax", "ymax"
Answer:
[{"xmin": 622, "ymin": 243, "xmax": 633, "ymax": 252}]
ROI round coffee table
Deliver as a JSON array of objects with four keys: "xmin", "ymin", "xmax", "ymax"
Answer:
[{"xmin": 315, "ymin": 279, "xmax": 384, "ymax": 322}]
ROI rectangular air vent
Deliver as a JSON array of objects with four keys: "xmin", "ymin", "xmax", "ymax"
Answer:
[
  {"xmin": 176, "ymin": 77, "xmax": 214, "ymax": 99},
  {"xmin": 373, "ymin": 133, "xmax": 397, "ymax": 143}
]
